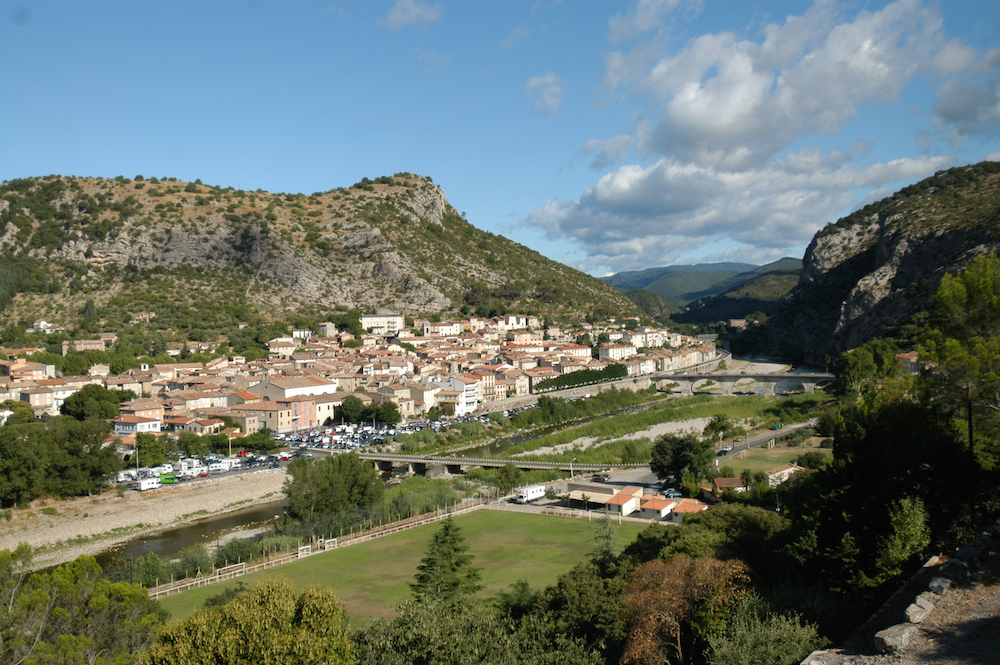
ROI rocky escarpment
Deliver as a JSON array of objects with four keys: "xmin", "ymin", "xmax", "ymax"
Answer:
[
  {"xmin": 769, "ymin": 161, "xmax": 1000, "ymax": 358},
  {"xmin": 0, "ymin": 173, "xmax": 640, "ymax": 325}
]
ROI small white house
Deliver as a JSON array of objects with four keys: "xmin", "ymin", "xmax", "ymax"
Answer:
[
  {"xmin": 764, "ymin": 463, "xmax": 806, "ymax": 487},
  {"xmin": 639, "ymin": 496, "xmax": 678, "ymax": 520}
]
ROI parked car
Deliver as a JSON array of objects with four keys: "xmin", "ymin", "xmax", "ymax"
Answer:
[
  {"xmin": 663, "ymin": 488, "xmax": 683, "ymax": 499},
  {"xmin": 591, "ymin": 474, "xmax": 610, "ymax": 483}
]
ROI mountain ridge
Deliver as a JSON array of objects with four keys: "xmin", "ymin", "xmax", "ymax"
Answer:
[
  {"xmin": 603, "ymin": 258, "xmax": 802, "ymax": 308},
  {"xmin": 0, "ymin": 174, "xmax": 641, "ymax": 331},
  {"xmin": 768, "ymin": 160, "xmax": 1000, "ymax": 357}
]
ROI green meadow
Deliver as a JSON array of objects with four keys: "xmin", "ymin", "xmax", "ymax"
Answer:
[
  {"xmin": 722, "ymin": 437, "xmax": 832, "ymax": 474},
  {"xmin": 156, "ymin": 510, "xmax": 647, "ymax": 627}
]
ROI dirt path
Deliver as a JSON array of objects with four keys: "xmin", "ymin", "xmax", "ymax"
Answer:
[{"xmin": 0, "ymin": 469, "xmax": 287, "ymax": 570}]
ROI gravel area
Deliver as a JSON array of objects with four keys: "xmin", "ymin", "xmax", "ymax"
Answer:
[{"xmin": 0, "ymin": 469, "xmax": 287, "ymax": 570}]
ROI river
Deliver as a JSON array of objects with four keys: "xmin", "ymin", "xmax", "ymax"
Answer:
[{"xmin": 94, "ymin": 499, "xmax": 288, "ymax": 567}]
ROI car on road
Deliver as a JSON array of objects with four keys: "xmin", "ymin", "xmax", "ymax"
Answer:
[
  {"xmin": 718, "ymin": 446, "xmax": 733, "ymax": 456},
  {"xmin": 591, "ymin": 474, "xmax": 610, "ymax": 483}
]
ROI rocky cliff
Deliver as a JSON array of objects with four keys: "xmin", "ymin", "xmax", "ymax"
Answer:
[
  {"xmin": 768, "ymin": 161, "xmax": 1000, "ymax": 358},
  {"xmin": 0, "ymin": 174, "xmax": 639, "ymax": 327}
]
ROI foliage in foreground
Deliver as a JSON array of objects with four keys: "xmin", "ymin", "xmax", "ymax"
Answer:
[
  {"xmin": 1, "ymin": 546, "xmax": 165, "ymax": 665},
  {"xmin": 144, "ymin": 577, "xmax": 352, "ymax": 665}
]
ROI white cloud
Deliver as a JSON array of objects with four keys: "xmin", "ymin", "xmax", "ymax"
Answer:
[
  {"xmin": 526, "ymin": 154, "xmax": 953, "ymax": 274},
  {"xmin": 608, "ymin": 0, "xmax": 693, "ymax": 44},
  {"xmin": 502, "ymin": 25, "xmax": 530, "ymax": 48},
  {"xmin": 587, "ymin": 134, "xmax": 635, "ymax": 169},
  {"xmin": 633, "ymin": 0, "xmax": 950, "ymax": 168},
  {"xmin": 525, "ymin": 73, "xmax": 565, "ymax": 115},
  {"xmin": 526, "ymin": 0, "xmax": 991, "ymax": 274},
  {"xmin": 378, "ymin": 0, "xmax": 442, "ymax": 32},
  {"xmin": 932, "ymin": 48, "xmax": 1000, "ymax": 138}
]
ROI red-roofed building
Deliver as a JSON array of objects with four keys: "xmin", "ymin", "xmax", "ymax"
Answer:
[
  {"xmin": 668, "ymin": 498, "xmax": 710, "ymax": 522},
  {"xmin": 639, "ymin": 496, "xmax": 678, "ymax": 520}
]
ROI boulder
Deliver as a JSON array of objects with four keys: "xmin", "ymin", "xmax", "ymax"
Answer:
[
  {"xmin": 928, "ymin": 576, "xmax": 952, "ymax": 594},
  {"xmin": 873, "ymin": 623, "xmax": 919, "ymax": 653}
]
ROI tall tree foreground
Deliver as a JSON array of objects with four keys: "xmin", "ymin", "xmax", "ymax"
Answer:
[{"xmin": 410, "ymin": 516, "xmax": 483, "ymax": 602}]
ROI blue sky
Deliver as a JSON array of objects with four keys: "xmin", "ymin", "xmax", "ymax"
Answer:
[{"xmin": 2, "ymin": 1, "xmax": 998, "ymax": 276}]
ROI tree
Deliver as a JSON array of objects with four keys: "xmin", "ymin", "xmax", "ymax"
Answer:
[
  {"xmin": 340, "ymin": 395, "xmax": 366, "ymax": 424},
  {"xmin": 832, "ymin": 348, "xmax": 877, "ymax": 396},
  {"xmin": 650, "ymin": 432, "xmax": 713, "ymax": 481},
  {"xmin": 410, "ymin": 516, "xmax": 483, "ymax": 602},
  {"xmin": 533, "ymin": 559, "xmax": 628, "ymax": 660},
  {"xmin": 1, "ymin": 399, "xmax": 34, "ymax": 425},
  {"xmin": 783, "ymin": 389, "xmax": 973, "ymax": 598},
  {"xmin": 1, "ymin": 550, "xmax": 164, "ymax": 665},
  {"xmin": 144, "ymin": 578, "xmax": 352, "ymax": 665},
  {"xmin": 283, "ymin": 452, "xmax": 384, "ymax": 521},
  {"xmin": 620, "ymin": 557, "xmax": 750, "ymax": 665},
  {"xmin": 354, "ymin": 598, "xmax": 600, "ymax": 665},
  {"xmin": 495, "ymin": 463, "xmax": 522, "ymax": 495},
  {"xmin": 60, "ymin": 383, "xmax": 122, "ymax": 421},
  {"xmin": 36, "ymin": 556, "xmax": 165, "ymax": 663},
  {"xmin": 923, "ymin": 254, "xmax": 1000, "ymax": 467},
  {"xmin": 0, "ymin": 426, "xmax": 45, "ymax": 507},
  {"xmin": 177, "ymin": 430, "xmax": 209, "ymax": 458},
  {"xmin": 175, "ymin": 544, "xmax": 213, "ymax": 579},
  {"xmin": 706, "ymin": 594, "xmax": 824, "ymax": 665},
  {"xmin": 590, "ymin": 510, "xmax": 619, "ymax": 566},
  {"xmin": 702, "ymin": 415, "xmax": 734, "ymax": 443},
  {"xmin": 134, "ymin": 432, "xmax": 167, "ymax": 468},
  {"xmin": 375, "ymin": 400, "xmax": 401, "ymax": 426}
]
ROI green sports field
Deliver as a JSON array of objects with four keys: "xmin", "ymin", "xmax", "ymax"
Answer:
[
  {"xmin": 156, "ymin": 510, "xmax": 647, "ymax": 627},
  {"xmin": 722, "ymin": 437, "xmax": 832, "ymax": 474}
]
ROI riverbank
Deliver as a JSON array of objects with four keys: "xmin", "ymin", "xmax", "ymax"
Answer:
[
  {"xmin": 0, "ymin": 468, "xmax": 287, "ymax": 570},
  {"xmin": 513, "ymin": 358, "xmax": 789, "ymax": 457}
]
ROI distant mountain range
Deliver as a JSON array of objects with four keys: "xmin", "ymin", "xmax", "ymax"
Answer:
[{"xmin": 603, "ymin": 258, "xmax": 802, "ymax": 316}]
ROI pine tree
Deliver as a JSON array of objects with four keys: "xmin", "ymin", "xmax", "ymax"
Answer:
[{"xmin": 410, "ymin": 516, "xmax": 482, "ymax": 602}]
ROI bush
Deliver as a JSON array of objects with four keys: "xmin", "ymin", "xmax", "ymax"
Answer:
[{"xmin": 174, "ymin": 544, "xmax": 213, "ymax": 579}]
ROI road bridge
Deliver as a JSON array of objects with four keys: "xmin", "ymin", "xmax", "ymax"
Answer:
[
  {"xmin": 652, "ymin": 371, "xmax": 833, "ymax": 396},
  {"xmin": 356, "ymin": 452, "xmax": 627, "ymax": 477}
]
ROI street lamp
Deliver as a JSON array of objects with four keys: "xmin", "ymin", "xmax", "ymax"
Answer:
[{"xmin": 570, "ymin": 457, "xmax": 576, "ymax": 480}]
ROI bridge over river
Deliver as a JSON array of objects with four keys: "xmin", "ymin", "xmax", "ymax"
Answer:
[
  {"xmin": 652, "ymin": 371, "xmax": 833, "ymax": 396},
  {"xmin": 356, "ymin": 452, "xmax": 627, "ymax": 477}
]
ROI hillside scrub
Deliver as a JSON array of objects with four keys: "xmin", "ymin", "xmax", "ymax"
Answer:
[{"xmin": 0, "ymin": 174, "xmax": 641, "ymax": 327}]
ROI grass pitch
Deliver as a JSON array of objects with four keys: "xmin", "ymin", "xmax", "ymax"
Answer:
[
  {"xmin": 722, "ymin": 437, "xmax": 832, "ymax": 474},
  {"xmin": 156, "ymin": 510, "xmax": 647, "ymax": 627}
]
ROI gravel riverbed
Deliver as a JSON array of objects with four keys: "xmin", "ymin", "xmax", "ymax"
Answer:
[{"xmin": 0, "ymin": 468, "xmax": 287, "ymax": 570}]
